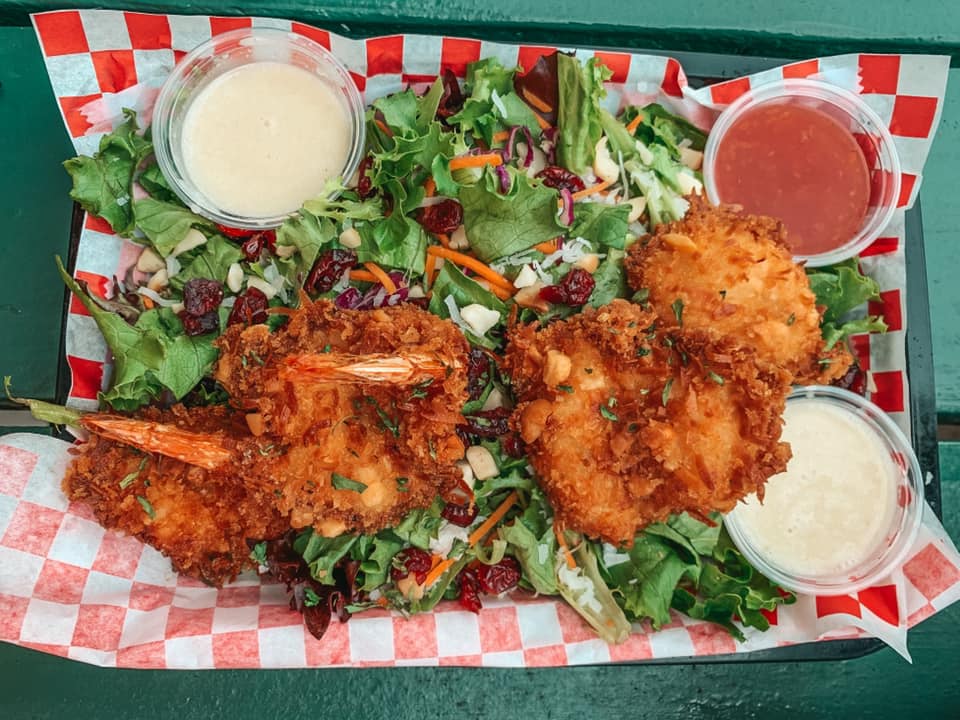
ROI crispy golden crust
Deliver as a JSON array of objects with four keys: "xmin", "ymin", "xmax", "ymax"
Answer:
[
  {"xmin": 624, "ymin": 197, "xmax": 852, "ymax": 384},
  {"xmin": 215, "ymin": 300, "xmax": 470, "ymax": 536},
  {"xmin": 504, "ymin": 300, "xmax": 792, "ymax": 546},
  {"xmin": 63, "ymin": 405, "xmax": 287, "ymax": 586}
]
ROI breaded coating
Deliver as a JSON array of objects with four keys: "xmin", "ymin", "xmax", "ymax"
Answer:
[
  {"xmin": 624, "ymin": 197, "xmax": 852, "ymax": 384},
  {"xmin": 215, "ymin": 300, "xmax": 470, "ymax": 536},
  {"xmin": 505, "ymin": 300, "xmax": 792, "ymax": 546},
  {"xmin": 63, "ymin": 405, "xmax": 288, "ymax": 585}
]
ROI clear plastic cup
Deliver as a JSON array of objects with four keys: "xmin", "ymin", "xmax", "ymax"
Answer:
[
  {"xmin": 703, "ymin": 79, "xmax": 901, "ymax": 267},
  {"xmin": 152, "ymin": 27, "xmax": 366, "ymax": 230},
  {"xmin": 724, "ymin": 385, "xmax": 924, "ymax": 596}
]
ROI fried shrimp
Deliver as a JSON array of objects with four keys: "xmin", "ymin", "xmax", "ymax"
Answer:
[
  {"xmin": 63, "ymin": 405, "xmax": 288, "ymax": 585},
  {"xmin": 505, "ymin": 300, "xmax": 792, "ymax": 546},
  {"xmin": 214, "ymin": 299, "xmax": 470, "ymax": 536},
  {"xmin": 624, "ymin": 197, "xmax": 852, "ymax": 384}
]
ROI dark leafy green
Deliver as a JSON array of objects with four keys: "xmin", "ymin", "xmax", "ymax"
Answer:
[
  {"xmin": 63, "ymin": 109, "xmax": 152, "ymax": 236},
  {"xmin": 570, "ymin": 202, "xmax": 629, "ymax": 249},
  {"xmin": 807, "ymin": 258, "xmax": 888, "ymax": 349},
  {"xmin": 133, "ymin": 199, "xmax": 214, "ymax": 258},
  {"xmin": 460, "ymin": 167, "xmax": 564, "ymax": 262},
  {"xmin": 428, "ymin": 262, "xmax": 507, "ymax": 348},
  {"xmin": 448, "ymin": 58, "xmax": 541, "ymax": 146},
  {"xmin": 589, "ymin": 249, "xmax": 628, "ymax": 308},
  {"xmin": 556, "ymin": 54, "xmax": 611, "ymax": 174},
  {"xmin": 294, "ymin": 530, "xmax": 359, "ymax": 586}
]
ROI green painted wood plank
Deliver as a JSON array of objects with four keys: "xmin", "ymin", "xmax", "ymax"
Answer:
[
  {"xmin": 2, "ymin": 445, "xmax": 958, "ymax": 717},
  {"xmin": 0, "ymin": 26, "xmax": 74, "ymax": 404},
  {"xmin": 3, "ymin": 1, "xmax": 960, "ymax": 64}
]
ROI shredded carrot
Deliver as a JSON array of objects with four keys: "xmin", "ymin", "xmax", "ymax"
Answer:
[
  {"xmin": 426, "ymin": 246, "xmax": 513, "ymax": 292},
  {"xmin": 436, "ymin": 232, "xmax": 451, "ymax": 249},
  {"xmin": 374, "ymin": 117, "xmax": 393, "ymax": 137},
  {"xmin": 349, "ymin": 269, "xmax": 378, "ymax": 283},
  {"xmin": 363, "ymin": 262, "xmax": 398, "ymax": 295},
  {"xmin": 491, "ymin": 130, "xmax": 511, "ymax": 144},
  {"xmin": 142, "ymin": 296, "xmax": 155, "ymax": 310},
  {"xmin": 423, "ymin": 558, "xmax": 456, "ymax": 588},
  {"xmin": 522, "ymin": 88, "xmax": 553, "ymax": 114},
  {"xmin": 423, "ymin": 177, "xmax": 436, "ymax": 197},
  {"xmin": 533, "ymin": 239, "xmax": 559, "ymax": 254},
  {"xmin": 554, "ymin": 525, "xmax": 577, "ymax": 570},
  {"xmin": 532, "ymin": 112, "xmax": 551, "ymax": 131},
  {"xmin": 375, "ymin": 596, "xmax": 389, "ymax": 608},
  {"xmin": 488, "ymin": 283, "xmax": 513, "ymax": 301},
  {"xmin": 625, "ymin": 113, "xmax": 644, "ymax": 135},
  {"xmin": 424, "ymin": 253, "xmax": 437, "ymax": 290},
  {"xmin": 468, "ymin": 490, "xmax": 519, "ymax": 546},
  {"xmin": 572, "ymin": 179, "xmax": 613, "ymax": 200},
  {"xmin": 448, "ymin": 153, "xmax": 504, "ymax": 171}
]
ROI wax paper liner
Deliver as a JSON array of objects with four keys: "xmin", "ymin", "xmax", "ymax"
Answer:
[{"xmin": 1, "ymin": 8, "xmax": 954, "ymax": 667}]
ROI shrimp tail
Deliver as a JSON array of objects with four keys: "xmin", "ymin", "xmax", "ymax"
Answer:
[
  {"xmin": 79, "ymin": 415, "xmax": 233, "ymax": 470},
  {"xmin": 281, "ymin": 352, "xmax": 455, "ymax": 386}
]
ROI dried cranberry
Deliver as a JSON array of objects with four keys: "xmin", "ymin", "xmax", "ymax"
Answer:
[
  {"xmin": 441, "ymin": 502, "xmax": 478, "ymax": 527},
  {"xmin": 457, "ymin": 568, "xmax": 483, "ymax": 613},
  {"xmin": 215, "ymin": 223, "xmax": 252, "ymax": 239},
  {"xmin": 227, "ymin": 287, "xmax": 269, "ymax": 327},
  {"xmin": 466, "ymin": 348, "xmax": 493, "ymax": 401},
  {"xmin": 183, "ymin": 278, "xmax": 224, "ymax": 315},
  {"xmin": 390, "ymin": 548, "xmax": 433, "ymax": 585},
  {"xmin": 501, "ymin": 434, "xmax": 526, "ymax": 458},
  {"xmin": 475, "ymin": 556, "xmax": 521, "ymax": 595},
  {"xmin": 240, "ymin": 230, "xmax": 277, "ymax": 261},
  {"xmin": 179, "ymin": 310, "xmax": 219, "ymax": 336},
  {"xmin": 416, "ymin": 199, "xmax": 463, "ymax": 235},
  {"xmin": 833, "ymin": 363, "xmax": 867, "ymax": 396},
  {"xmin": 306, "ymin": 248, "xmax": 358, "ymax": 294},
  {"xmin": 357, "ymin": 156, "xmax": 375, "ymax": 199},
  {"xmin": 460, "ymin": 407, "xmax": 511, "ymax": 439},
  {"xmin": 539, "ymin": 268, "xmax": 595, "ymax": 306},
  {"xmin": 537, "ymin": 166, "xmax": 586, "ymax": 193},
  {"xmin": 437, "ymin": 69, "xmax": 465, "ymax": 120}
]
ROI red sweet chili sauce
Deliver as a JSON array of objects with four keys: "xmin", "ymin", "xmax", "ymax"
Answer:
[{"xmin": 712, "ymin": 102, "xmax": 871, "ymax": 256}]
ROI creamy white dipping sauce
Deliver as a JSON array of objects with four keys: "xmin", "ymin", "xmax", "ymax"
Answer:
[
  {"xmin": 181, "ymin": 61, "xmax": 351, "ymax": 218},
  {"xmin": 734, "ymin": 400, "xmax": 897, "ymax": 577}
]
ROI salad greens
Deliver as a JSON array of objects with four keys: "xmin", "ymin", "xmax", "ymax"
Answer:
[{"xmin": 54, "ymin": 49, "xmax": 887, "ymax": 646}]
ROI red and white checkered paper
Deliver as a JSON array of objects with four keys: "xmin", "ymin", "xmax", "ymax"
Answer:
[{"xmin": 3, "ymin": 8, "xmax": 953, "ymax": 667}]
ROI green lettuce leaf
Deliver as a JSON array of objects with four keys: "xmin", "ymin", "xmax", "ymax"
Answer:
[
  {"xmin": 588, "ymin": 248, "xmax": 628, "ymax": 308},
  {"xmin": 137, "ymin": 162, "xmax": 180, "ymax": 204},
  {"xmin": 428, "ymin": 262, "xmax": 507, "ymax": 349},
  {"xmin": 63, "ymin": 108, "xmax": 152, "ymax": 236},
  {"xmin": 358, "ymin": 530, "xmax": 405, "ymax": 592},
  {"xmin": 170, "ymin": 235, "xmax": 243, "ymax": 291},
  {"xmin": 57, "ymin": 257, "xmax": 219, "ymax": 410},
  {"xmin": 460, "ymin": 168, "xmax": 564, "ymax": 262},
  {"xmin": 556, "ymin": 536, "xmax": 632, "ymax": 644},
  {"xmin": 498, "ymin": 487, "xmax": 559, "ymax": 595},
  {"xmin": 570, "ymin": 202, "xmax": 629, "ymax": 249},
  {"xmin": 275, "ymin": 210, "xmax": 338, "ymax": 283},
  {"xmin": 293, "ymin": 530, "xmax": 359, "ymax": 586},
  {"xmin": 356, "ymin": 213, "xmax": 427, "ymax": 273},
  {"xmin": 133, "ymin": 198, "xmax": 214, "ymax": 258},
  {"xmin": 556, "ymin": 54, "xmax": 612, "ymax": 174},
  {"xmin": 447, "ymin": 59, "xmax": 540, "ymax": 146},
  {"xmin": 807, "ymin": 258, "xmax": 887, "ymax": 350},
  {"xmin": 393, "ymin": 499, "xmax": 445, "ymax": 550}
]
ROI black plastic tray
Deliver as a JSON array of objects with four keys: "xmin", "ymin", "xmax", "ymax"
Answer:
[{"xmin": 57, "ymin": 46, "xmax": 941, "ymax": 665}]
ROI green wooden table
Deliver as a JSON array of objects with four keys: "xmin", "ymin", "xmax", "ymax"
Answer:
[{"xmin": 1, "ymin": 3, "xmax": 959, "ymax": 716}]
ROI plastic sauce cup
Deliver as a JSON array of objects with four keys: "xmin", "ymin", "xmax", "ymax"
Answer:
[
  {"xmin": 703, "ymin": 80, "xmax": 901, "ymax": 267},
  {"xmin": 152, "ymin": 27, "xmax": 366, "ymax": 230},
  {"xmin": 724, "ymin": 386, "xmax": 924, "ymax": 596}
]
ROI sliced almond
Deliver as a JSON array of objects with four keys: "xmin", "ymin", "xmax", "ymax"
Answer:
[
  {"xmin": 317, "ymin": 519, "xmax": 347, "ymax": 538},
  {"xmin": 623, "ymin": 196, "xmax": 647, "ymax": 223},
  {"xmin": 245, "ymin": 413, "xmax": 265, "ymax": 436},
  {"xmin": 543, "ymin": 349, "xmax": 572, "ymax": 386},
  {"xmin": 514, "ymin": 282, "xmax": 550, "ymax": 313},
  {"xmin": 449, "ymin": 225, "xmax": 469, "ymax": 250},
  {"xmin": 171, "ymin": 228, "xmax": 207, "ymax": 258},
  {"xmin": 274, "ymin": 244, "xmax": 298, "ymax": 259},
  {"xmin": 574, "ymin": 253, "xmax": 600, "ymax": 274},
  {"xmin": 339, "ymin": 227, "xmax": 362, "ymax": 249},
  {"xmin": 147, "ymin": 268, "xmax": 169, "ymax": 291},
  {"xmin": 136, "ymin": 247, "xmax": 165, "ymax": 273},
  {"xmin": 465, "ymin": 445, "xmax": 499, "ymax": 481},
  {"xmin": 513, "ymin": 264, "xmax": 539, "ymax": 289},
  {"xmin": 592, "ymin": 136, "xmax": 619, "ymax": 183},
  {"xmin": 246, "ymin": 276, "xmax": 277, "ymax": 299},
  {"xmin": 679, "ymin": 147, "xmax": 704, "ymax": 171},
  {"xmin": 662, "ymin": 232, "xmax": 698, "ymax": 253},
  {"xmin": 226, "ymin": 263, "xmax": 244, "ymax": 293}
]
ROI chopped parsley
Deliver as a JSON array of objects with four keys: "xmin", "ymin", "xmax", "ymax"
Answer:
[
  {"xmin": 304, "ymin": 587, "xmax": 322, "ymax": 607},
  {"xmin": 321, "ymin": 344, "xmax": 332, "ymax": 353},
  {"xmin": 119, "ymin": 457, "xmax": 149, "ymax": 489},
  {"xmin": 707, "ymin": 371, "xmax": 725, "ymax": 385},
  {"xmin": 365, "ymin": 396, "xmax": 400, "ymax": 437},
  {"xmin": 395, "ymin": 477, "xmax": 410, "ymax": 493},
  {"xmin": 585, "ymin": 367, "xmax": 594, "ymax": 374},
  {"xmin": 636, "ymin": 346, "xmax": 651, "ymax": 357},
  {"xmin": 671, "ymin": 298, "xmax": 684, "ymax": 326},
  {"xmin": 557, "ymin": 384, "xmax": 574, "ymax": 394},
  {"xmin": 786, "ymin": 313, "xmax": 796, "ymax": 326},
  {"xmin": 719, "ymin": 289, "xmax": 727, "ymax": 299},
  {"xmin": 331, "ymin": 473, "xmax": 367, "ymax": 493},
  {"xmin": 631, "ymin": 288, "xmax": 650, "ymax": 307},
  {"xmin": 136, "ymin": 495, "xmax": 155, "ymax": 519},
  {"xmin": 662, "ymin": 378, "xmax": 674, "ymax": 406},
  {"xmin": 249, "ymin": 541, "xmax": 268, "ymax": 566},
  {"xmin": 246, "ymin": 351, "xmax": 265, "ymax": 366},
  {"xmin": 600, "ymin": 397, "xmax": 619, "ymax": 422},
  {"xmin": 258, "ymin": 443, "xmax": 275, "ymax": 456},
  {"xmin": 410, "ymin": 378, "xmax": 434, "ymax": 400}
]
